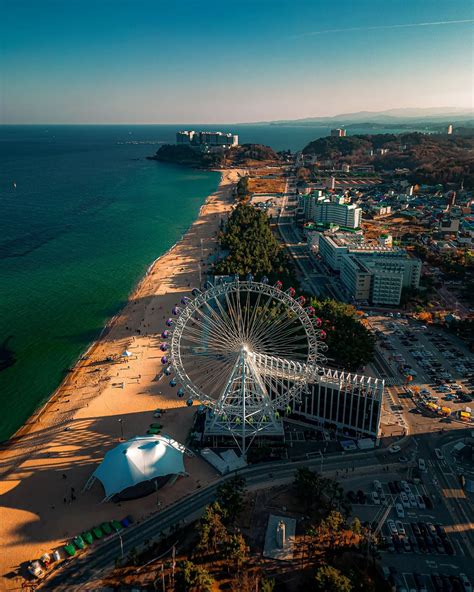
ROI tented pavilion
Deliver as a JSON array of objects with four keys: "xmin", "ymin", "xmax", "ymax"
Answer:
[{"xmin": 84, "ymin": 435, "xmax": 187, "ymax": 502}]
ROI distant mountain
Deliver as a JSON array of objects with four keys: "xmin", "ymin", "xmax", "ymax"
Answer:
[{"xmin": 267, "ymin": 107, "xmax": 474, "ymax": 126}]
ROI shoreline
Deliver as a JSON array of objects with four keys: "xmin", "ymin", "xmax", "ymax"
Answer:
[
  {"xmin": 0, "ymin": 171, "xmax": 225, "ymax": 451},
  {"xmin": 0, "ymin": 167, "xmax": 243, "ymax": 583}
]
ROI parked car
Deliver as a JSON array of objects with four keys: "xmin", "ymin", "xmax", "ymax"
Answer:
[
  {"xmin": 413, "ymin": 572, "xmax": 428, "ymax": 592},
  {"xmin": 400, "ymin": 492, "xmax": 410, "ymax": 507},
  {"xmin": 28, "ymin": 561, "xmax": 45, "ymax": 579},
  {"xmin": 387, "ymin": 519, "xmax": 398, "ymax": 535},
  {"xmin": 443, "ymin": 539, "xmax": 454, "ymax": 555},
  {"xmin": 373, "ymin": 480, "xmax": 383, "ymax": 491},
  {"xmin": 396, "ymin": 520, "xmax": 406, "ymax": 536},
  {"xmin": 460, "ymin": 573, "xmax": 472, "ymax": 592},
  {"xmin": 435, "ymin": 524, "xmax": 447, "ymax": 538},
  {"xmin": 423, "ymin": 494, "xmax": 434, "ymax": 509},
  {"xmin": 395, "ymin": 503, "xmax": 405, "ymax": 518},
  {"xmin": 416, "ymin": 495, "xmax": 426, "ymax": 509}
]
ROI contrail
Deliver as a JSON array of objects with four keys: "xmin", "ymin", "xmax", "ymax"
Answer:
[{"xmin": 293, "ymin": 19, "xmax": 474, "ymax": 38}]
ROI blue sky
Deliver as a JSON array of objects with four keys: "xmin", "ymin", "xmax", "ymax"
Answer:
[{"xmin": 0, "ymin": 0, "xmax": 473, "ymax": 123}]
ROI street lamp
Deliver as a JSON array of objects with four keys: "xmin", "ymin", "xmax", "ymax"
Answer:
[
  {"xmin": 117, "ymin": 532, "xmax": 124, "ymax": 558},
  {"xmin": 118, "ymin": 418, "xmax": 124, "ymax": 441}
]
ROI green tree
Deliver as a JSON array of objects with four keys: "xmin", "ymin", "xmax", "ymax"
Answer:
[
  {"xmin": 214, "ymin": 203, "xmax": 293, "ymax": 283},
  {"xmin": 309, "ymin": 298, "xmax": 375, "ymax": 370},
  {"xmin": 224, "ymin": 531, "xmax": 249, "ymax": 571},
  {"xmin": 196, "ymin": 502, "xmax": 229, "ymax": 555},
  {"xmin": 236, "ymin": 176, "xmax": 250, "ymax": 202},
  {"xmin": 351, "ymin": 517, "xmax": 362, "ymax": 534},
  {"xmin": 313, "ymin": 565, "xmax": 353, "ymax": 592},
  {"xmin": 175, "ymin": 561, "xmax": 214, "ymax": 592},
  {"xmin": 261, "ymin": 577, "xmax": 276, "ymax": 592},
  {"xmin": 294, "ymin": 468, "xmax": 331, "ymax": 512},
  {"xmin": 216, "ymin": 475, "xmax": 247, "ymax": 524}
]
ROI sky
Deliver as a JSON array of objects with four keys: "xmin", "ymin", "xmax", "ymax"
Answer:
[{"xmin": 0, "ymin": 0, "xmax": 473, "ymax": 124}]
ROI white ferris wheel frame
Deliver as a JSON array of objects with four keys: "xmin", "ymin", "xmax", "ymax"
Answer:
[{"xmin": 169, "ymin": 279, "xmax": 323, "ymax": 405}]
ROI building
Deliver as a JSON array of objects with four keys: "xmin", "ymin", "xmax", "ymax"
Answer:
[
  {"xmin": 372, "ymin": 204, "xmax": 391, "ymax": 217},
  {"xmin": 340, "ymin": 251, "xmax": 421, "ymax": 305},
  {"xmin": 439, "ymin": 217, "xmax": 460, "ymax": 233},
  {"xmin": 378, "ymin": 234, "xmax": 393, "ymax": 247},
  {"xmin": 319, "ymin": 233, "xmax": 389, "ymax": 271},
  {"xmin": 307, "ymin": 194, "xmax": 362, "ymax": 229},
  {"xmin": 176, "ymin": 130, "xmax": 238, "ymax": 148},
  {"xmin": 331, "ymin": 128, "xmax": 347, "ymax": 137},
  {"xmin": 291, "ymin": 368, "xmax": 384, "ymax": 438}
]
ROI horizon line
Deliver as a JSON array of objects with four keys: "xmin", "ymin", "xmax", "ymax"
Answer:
[{"xmin": 1, "ymin": 106, "xmax": 474, "ymax": 127}]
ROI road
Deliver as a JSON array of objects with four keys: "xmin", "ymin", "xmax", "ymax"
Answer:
[
  {"xmin": 277, "ymin": 180, "xmax": 342, "ymax": 300},
  {"xmin": 41, "ymin": 451, "xmax": 390, "ymax": 590}
]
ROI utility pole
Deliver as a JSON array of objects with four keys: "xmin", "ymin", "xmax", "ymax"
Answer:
[{"xmin": 118, "ymin": 418, "xmax": 124, "ymax": 441}]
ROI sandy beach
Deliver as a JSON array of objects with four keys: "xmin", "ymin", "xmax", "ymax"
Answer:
[{"xmin": 0, "ymin": 168, "xmax": 244, "ymax": 588}]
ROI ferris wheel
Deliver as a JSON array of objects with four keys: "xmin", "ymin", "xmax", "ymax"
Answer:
[{"xmin": 161, "ymin": 276, "xmax": 328, "ymax": 456}]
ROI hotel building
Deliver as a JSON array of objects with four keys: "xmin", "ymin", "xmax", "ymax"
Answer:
[{"xmin": 176, "ymin": 130, "xmax": 238, "ymax": 148}]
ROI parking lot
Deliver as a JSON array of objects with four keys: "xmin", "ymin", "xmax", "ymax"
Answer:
[
  {"xmin": 370, "ymin": 316, "xmax": 474, "ymax": 424},
  {"xmin": 344, "ymin": 473, "xmax": 473, "ymax": 592}
]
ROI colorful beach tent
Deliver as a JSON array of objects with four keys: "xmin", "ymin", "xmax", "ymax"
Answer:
[
  {"xmin": 121, "ymin": 350, "xmax": 132, "ymax": 357},
  {"xmin": 89, "ymin": 435, "xmax": 186, "ymax": 501}
]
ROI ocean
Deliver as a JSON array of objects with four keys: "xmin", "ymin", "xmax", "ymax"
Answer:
[{"xmin": 0, "ymin": 122, "xmax": 415, "ymax": 441}]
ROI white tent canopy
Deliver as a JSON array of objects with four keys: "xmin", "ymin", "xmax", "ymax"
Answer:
[
  {"xmin": 90, "ymin": 435, "xmax": 186, "ymax": 500},
  {"xmin": 121, "ymin": 350, "xmax": 132, "ymax": 357}
]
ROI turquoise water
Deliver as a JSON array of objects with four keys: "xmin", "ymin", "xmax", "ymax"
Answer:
[
  {"xmin": 0, "ymin": 125, "xmax": 221, "ymax": 441},
  {"xmin": 0, "ymin": 123, "xmax": 422, "ymax": 441}
]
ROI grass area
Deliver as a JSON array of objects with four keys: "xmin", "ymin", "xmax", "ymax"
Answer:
[{"xmin": 248, "ymin": 177, "xmax": 286, "ymax": 194}]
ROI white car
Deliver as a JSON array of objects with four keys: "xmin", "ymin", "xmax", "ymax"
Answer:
[
  {"xmin": 380, "ymin": 491, "xmax": 388, "ymax": 505},
  {"xmin": 400, "ymin": 492, "xmax": 410, "ymax": 507},
  {"xmin": 434, "ymin": 448, "xmax": 444, "ymax": 460},
  {"xmin": 371, "ymin": 491, "xmax": 380, "ymax": 505},
  {"xmin": 418, "ymin": 458, "xmax": 427, "ymax": 472},
  {"xmin": 373, "ymin": 480, "xmax": 383, "ymax": 491},
  {"xmin": 409, "ymin": 493, "xmax": 417, "ymax": 507},
  {"xmin": 401, "ymin": 480, "xmax": 411, "ymax": 494},
  {"xmin": 387, "ymin": 519, "xmax": 398, "ymax": 535},
  {"xmin": 395, "ymin": 520, "xmax": 406, "ymax": 536},
  {"xmin": 388, "ymin": 445, "xmax": 401, "ymax": 454},
  {"xmin": 395, "ymin": 503, "xmax": 405, "ymax": 518}
]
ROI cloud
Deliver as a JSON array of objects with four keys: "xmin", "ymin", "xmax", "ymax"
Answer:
[{"xmin": 293, "ymin": 19, "xmax": 474, "ymax": 39}]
